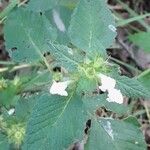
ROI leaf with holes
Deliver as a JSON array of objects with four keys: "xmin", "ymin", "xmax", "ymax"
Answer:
[
  {"xmin": 85, "ymin": 117, "xmax": 146, "ymax": 150},
  {"xmin": 82, "ymin": 94, "xmax": 128, "ymax": 115},
  {"xmin": 48, "ymin": 43, "xmax": 84, "ymax": 71},
  {"xmin": 4, "ymin": 8, "xmax": 57, "ymax": 63},
  {"xmin": 68, "ymin": 0, "xmax": 116, "ymax": 55},
  {"xmin": 23, "ymin": 93, "xmax": 88, "ymax": 150}
]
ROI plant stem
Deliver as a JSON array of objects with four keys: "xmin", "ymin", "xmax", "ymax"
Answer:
[
  {"xmin": 116, "ymin": 0, "xmax": 150, "ymax": 31},
  {"xmin": 0, "ymin": 61, "xmax": 16, "ymax": 65},
  {"xmin": 144, "ymin": 103, "xmax": 150, "ymax": 124},
  {"xmin": 117, "ymin": 13, "xmax": 150, "ymax": 27},
  {"xmin": 0, "ymin": 63, "xmax": 39, "ymax": 73}
]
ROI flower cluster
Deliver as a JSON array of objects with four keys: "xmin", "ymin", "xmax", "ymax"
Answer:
[
  {"xmin": 7, "ymin": 123, "xmax": 25, "ymax": 147},
  {"xmin": 49, "ymin": 57, "xmax": 123, "ymax": 104}
]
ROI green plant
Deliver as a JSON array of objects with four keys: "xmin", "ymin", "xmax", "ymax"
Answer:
[
  {"xmin": 0, "ymin": 0, "xmax": 149, "ymax": 150},
  {"xmin": 129, "ymin": 32, "xmax": 150, "ymax": 53}
]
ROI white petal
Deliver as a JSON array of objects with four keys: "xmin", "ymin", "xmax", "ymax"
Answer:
[
  {"xmin": 8, "ymin": 108, "xmax": 15, "ymax": 115},
  {"xmin": 49, "ymin": 80, "xmax": 71, "ymax": 96},
  {"xmin": 98, "ymin": 73, "xmax": 116, "ymax": 92},
  {"xmin": 107, "ymin": 89, "xmax": 123, "ymax": 104}
]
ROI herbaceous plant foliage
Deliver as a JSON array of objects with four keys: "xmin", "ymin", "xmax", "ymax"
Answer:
[{"xmin": 0, "ymin": 0, "xmax": 149, "ymax": 150}]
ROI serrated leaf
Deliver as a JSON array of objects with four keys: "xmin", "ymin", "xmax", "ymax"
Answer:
[
  {"xmin": 4, "ymin": 8, "xmax": 57, "ymax": 63},
  {"xmin": 0, "ymin": 83, "xmax": 19, "ymax": 107},
  {"xmin": 113, "ymin": 75, "xmax": 150, "ymax": 99},
  {"xmin": 23, "ymin": 93, "xmax": 88, "ymax": 150},
  {"xmin": 27, "ymin": 0, "xmax": 59, "ymax": 12},
  {"xmin": 83, "ymin": 94, "xmax": 128, "ymax": 115},
  {"xmin": 48, "ymin": 43, "xmax": 83, "ymax": 71},
  {"xmin": 138, "ymin": 69, "xmax": 150, "ymax": 90},
  {"xmin": 23, "ymin": 70, "xmax": 52, "ymax": 90},
  {"xmin": 68, "ymin": 0, "xmax": 116, "ymax": 55},
  {"xmin": 129, "ymin": 32, "xmax": 150, "ymax": 52},
  {"xmin": 85, "ymin": 117, "xmax": 146, "ymax": 150},
  {"xmin": 0, "ymin": 133, "xmax": 9, "ymax": 150},
  {"xmin": 15, "ymin": 95, "xmax": 37, "ymax": 120}
]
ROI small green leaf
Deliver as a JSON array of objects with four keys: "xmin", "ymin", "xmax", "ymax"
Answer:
[
  {"xmin": 129, "ymin": 32, "xmax": 150, "ymax": 52},
  {"xmin": 85, "ymin": 117, "xmax": 146, "ymax": 150},
  {"xmin": 76, "ymin": 77, "xmax": 97, "ymax": 95},
  {"xmin": 23, "ymin": 93, "xmax": 88, "ymax": 150},
  {"xmin": 4, "ymin": 8, "xmax": 57, "ymax": 63},
  {"xmin": 0, "ymin": 81, "xmax": 19, "ymax": 107},
  {"xmin": 68, "ymin": 0, "xmax": 116, "ymax": 55}
]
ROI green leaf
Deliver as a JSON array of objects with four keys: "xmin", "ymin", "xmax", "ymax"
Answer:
[
  {"xmin": 83, "ymin": 94, "xmax": 128, "ymax": 115},
  {"xmin": 68, "ymin": 0, "xmax": 116, "ymax": 55},
  {"xmin": 48, "ymin": 43, "xmax": 83, "ymax": 71},
  {"xmin": 0, "ymin": 81, "xmax": 19, "ymax": 107},
  {"xmin": 15, "ymin": 95, "xmax": 37, "ymax": 120},
  {"xmin": 23, "ymin": 93, "xmax": 88, "ymax": 150},
  {"xmin": 113, "ymin": 75, "xmax": 150, "ymax": 99},
  {"xmin": 46, "ymin": 6, "xmax": 72, "ymax": 44},
  {"xmin": 124, "ymin": 116, "xmax": 140, "ymax": 127},
  {"xmin": 76, "ymin": 77, "xmax": 97, "ymax": 95},
  {"xmin": 4, "ymin": 8, "xmax": 57, "ymax": 63},
  {"xmin": 85, "ymin": 117, "xmax": 146, "ymax": 150},
  {"xmin": 23, "ymin": 70, "xmax": 52, "ymax": 90},
  {"xmin": 129, "ymin": 32, "xmax": 150, "ymax": 52},
  {"xmin": 27, "ymin": 0, "xmax": 59, "ymax": 12},
  {"xmin": 138, "ymin": 69, "xmax": 150, "ymax": 90},
  {"xmin": 0, "ymin": 133, "xmax": 9, "ymax": 150}
]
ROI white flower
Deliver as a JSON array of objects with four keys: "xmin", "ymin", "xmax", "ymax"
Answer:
[
  {"xmin": 98, "ymin": 73, "xmax": 116, "ymax": 92},
  {"xmin": 98, "ymin": 73, "xmax": 123, "ymax": 104},
  {"xmin": 107, "ymin": 89, "xmax": 124, "ymax": 104},
  {"xmin": 7, "ymin": 108, "xmax": 15, "ymax": 115},
  {"xmin": 49, "ymin": 80, "xmax": 71, "ymax": 96}
]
